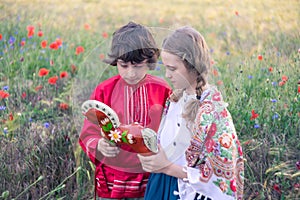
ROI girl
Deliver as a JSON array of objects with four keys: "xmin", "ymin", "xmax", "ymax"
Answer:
[{"xmin": 138, "ymin": 26, "xmax": 244, "ymax": 200}]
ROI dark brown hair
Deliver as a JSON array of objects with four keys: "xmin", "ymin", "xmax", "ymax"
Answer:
[{"xmin": 103, "ymin": 21, "xmax": 160, "ymax": 70}]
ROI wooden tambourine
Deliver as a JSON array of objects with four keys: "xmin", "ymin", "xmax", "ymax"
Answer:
[{"xmin": 81, "ymin": 100, "xmax": 158, "ymax": 154}]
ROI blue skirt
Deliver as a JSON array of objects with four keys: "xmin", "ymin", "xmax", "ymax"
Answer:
[{"xmin": 144, "ymin": 173, "xmax": 178, "ymax": 200}]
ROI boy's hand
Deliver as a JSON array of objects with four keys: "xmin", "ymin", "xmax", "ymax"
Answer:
[{"xmin": 97, "ymin": 138, "xmax": 120, "ymax": 157}]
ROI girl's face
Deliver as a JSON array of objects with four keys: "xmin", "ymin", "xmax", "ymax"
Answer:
[
  {"xmin": 117, "ymin": 60, "xmax": 148, "ymax": 85},
  {"xmin": 161, "ymin": 51, "xmax": 197, "ymax": 94}
]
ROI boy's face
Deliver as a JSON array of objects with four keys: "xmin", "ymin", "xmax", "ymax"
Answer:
[{"xmin": 117, "ymin": 59, "xmax": 149, "ymax": 85}]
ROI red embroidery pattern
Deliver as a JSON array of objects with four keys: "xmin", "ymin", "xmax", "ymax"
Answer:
[{"xmin": 185, "ymin": 87, "xmax": 244, "ymax": 199}]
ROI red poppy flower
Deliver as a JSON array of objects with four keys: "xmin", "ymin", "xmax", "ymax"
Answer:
[
  {"xmin": 235, "ymin": 11, "xmax": 239, "ymax": 16},
  {"xmin": 75, "ymin": 46, "xmax": 84, "ymax": 55},
  {"xmin": 268, "ymin": 67, "xmax": 273, "ymax": 72},
  {"xmin": 273, "ymin": 184, "xmax": 281, "ymax": 193},
  {"xmin": 0, "ymin": 33, "xmax": 2, "ymax": 40},
  {"xmin": 217, "ymin": 80, "xmax": 223, "ymax": 85},
  {"xmin": 282, "ymin": 75, "xmax": 288, "ymax": 82},
  {"xmin": 71, "ymin": 64, "xmax": 77, "ymax": 74},
  {"xmin": 159, "ymin": 18, "xmax": 164, "ymax": 24},
  {"xmin": 257, "ymin": 55, "xmax": 263, "ymax": 61},
  {"xmin": 56, "ymin": 38, "xmax": 62, "ymax": 47},
  {"xmin": 27, "ymin": 25, "xmax": 35, "ymax": 38},
  {"xmin": 9, "ymin": 113, "xmax": 14, "ymax": 121},
  {"xmin": 99, "ymin": 53, "xmax": 105, "ymax": 60},
  {"xmin": 250, "ymin": 109, "xmax": 259, "ymax": 120},
  {"xmin": 279, "ymin": 81, "xmax": 285, "ymax": 86},
  {"xmin": 0, "ymin": 90, "xmax": 10, "ymax": 99},
  {"xmin": 38, "ymin": 30, "xmax": 43, "ymax": 37},
  {"xmin": 35, "ymin": 85, "xmax": 43, "ymax": 91},
  {"xmin": 21, "ymin": 92, "xmax": 26, "ymax": 99},
  {"xmin": 20, "ymin": 40, "xmax": 25, "ymax": 46},
  {"xmin": 60, "ymin": 71, "xmax": 68, "ymax": 78},
  {"xmin": 27, "ymin": 25, "xmax": 34, "ymax": 31},
  {"xmin": 212, "ymin": 69, "xmax": 218, "ymax": 76},
  {"xmin": 84, "ymin": 23, "xmax": 91, "ymax": 30},
  {"xmin": 298, "ymin": 85, "xmax": 300, "ymax": 94},
  {"xmin": 48, "ymin": 76, "xmax": 58, "ymax": 85},
  {"xmin": 102, "ymin": 31, "xmax": 108, "ymax": 38},
  {"xmin": 59, "ymin": 102, "xmax": 69, "ymax": 110},
  {"xmin": 41, "ymin": 40, "xmax": 47, "ymax": 48},
  {"xmin": 49, "ymin": 42, "xmax": 59, "ymax": 50},
  {"xmin": 38, "ymin": 68, "xmax": 50, "ymax": 77}
]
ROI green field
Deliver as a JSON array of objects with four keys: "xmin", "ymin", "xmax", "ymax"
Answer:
[{"xmin": 0, "ymin": 0, "xmax": 299, "ymax": 199}]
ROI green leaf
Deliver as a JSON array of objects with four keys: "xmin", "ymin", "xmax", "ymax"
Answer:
[
  {"xmin": 102, "ymin": 125, "xmax": 110, "ymax": 132},
  {"xmin": 121, "ymin": 130, "xmax": 128, "ymax": 143},
  {"xmin": 102, "ymin": 123, "xmax": 113, "ymax": 132},
  {"xmin": 109, "ymin": 140, "xmax": 115, "ymax": 145},
  {"xmin": 53, "ymin": 97, "xmax": 65, "ymax": 103},
  {"xmin": 2, "ymin": 190, "xmax": 9, "ymax": 199},
  {"xmin": 220, "ymin": 148, "xmax": 232, "ymax": 160},
  {"xmin": 107, "ymin": 122, "xmax": 112, "ymax": 130}
]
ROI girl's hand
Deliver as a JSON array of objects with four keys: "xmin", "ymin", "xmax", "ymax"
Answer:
[
  {"xmin": 137, "ymin": 145, "xmax": 171, "ymax": 173},
  {"xmin": 97, "ymin": 138, "xmax": 120, "ymax": 157}
]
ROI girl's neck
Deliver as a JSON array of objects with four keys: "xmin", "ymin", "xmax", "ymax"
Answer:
[
  {"xmin": 185, "ymin": 82, "xmax": 197, "ymax": 95},
  {"xmin": 185, "ymin": 88, "xmax": 195, "ymax": 95}
]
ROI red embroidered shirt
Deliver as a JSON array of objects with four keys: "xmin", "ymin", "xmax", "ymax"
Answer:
[{"xmin": 79, "ymin": 74, "xmax": 171, "ymax": 198}]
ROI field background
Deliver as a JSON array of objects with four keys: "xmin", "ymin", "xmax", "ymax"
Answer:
[{"xmin": 0, "ymin": 0, "xmax": 299, "ymax": 199}]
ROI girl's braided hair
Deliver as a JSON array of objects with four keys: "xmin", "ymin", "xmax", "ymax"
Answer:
[{"xmin": 162, "ymin": 26, "xmax": 211, "ymax": 123}]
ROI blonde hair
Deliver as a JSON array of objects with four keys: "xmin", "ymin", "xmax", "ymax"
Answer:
[{"xmin": 162, "ymin": 26, "xmax": 211, "ymax": 123}]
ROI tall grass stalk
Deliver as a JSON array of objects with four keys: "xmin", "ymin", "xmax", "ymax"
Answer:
[{"xmin": 12, "ymin": 176, "xmax": 44, "ymax": 200}]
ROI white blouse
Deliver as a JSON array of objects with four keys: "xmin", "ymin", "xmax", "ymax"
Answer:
[{"xmin": 158, "ymin": 91, "xmax": 196, "ymax": 166}]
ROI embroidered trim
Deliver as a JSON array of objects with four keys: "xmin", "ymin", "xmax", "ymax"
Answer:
[{"xmin": 209, "ymin": 156, "xmax": 234, "ymax": 180}]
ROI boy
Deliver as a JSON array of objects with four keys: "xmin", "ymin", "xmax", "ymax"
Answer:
[{"xmin": 79, "ymin": 21, "xmax": 172, "ymax": 200}]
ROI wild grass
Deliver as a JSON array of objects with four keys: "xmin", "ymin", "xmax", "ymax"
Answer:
[{"xmin": 0, "ymin": 0, "xmax": 299, "ymax": 199}]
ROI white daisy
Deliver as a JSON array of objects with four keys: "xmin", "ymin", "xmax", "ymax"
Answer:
[
  {"xmin": 128, "ymin": 139, "xmax": 134, "ymax": 144},
  {"xmin": 108, "ymin": 130, "xmax": 121, "ymax": 143},
  {"xmin": 127, "ymin": 134, "xmax": 133, "ymax": 140}
]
